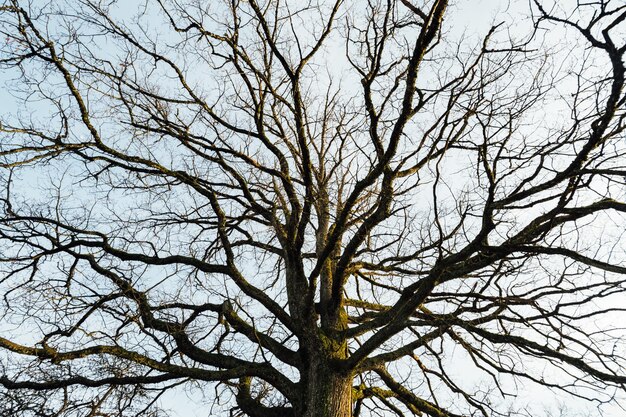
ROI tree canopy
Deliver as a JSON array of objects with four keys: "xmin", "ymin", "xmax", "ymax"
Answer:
[{"xmin": 0, "ymin": 0, "xmax": 626, "ymax": 416}]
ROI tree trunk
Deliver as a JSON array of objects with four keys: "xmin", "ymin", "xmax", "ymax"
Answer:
[{"xmin": 303, "ymin": 355, "xmax": 352, "ymax": 417}]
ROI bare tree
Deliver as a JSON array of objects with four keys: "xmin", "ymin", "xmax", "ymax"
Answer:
[{"xmin": 0, "ymin": 0, "xmax": 625, "ymax": 416}]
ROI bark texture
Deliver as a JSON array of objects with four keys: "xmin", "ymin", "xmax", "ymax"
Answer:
[{"xmin": 304, "ymin": 361, "xmax": 352, "ymax": 417}]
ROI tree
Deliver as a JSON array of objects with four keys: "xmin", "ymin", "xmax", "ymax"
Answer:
[{"xmin": 0, "ymin": 0, "xmax": 625, "ymax": 415}]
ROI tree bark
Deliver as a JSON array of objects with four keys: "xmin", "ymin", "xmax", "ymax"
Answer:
[{"xmin": 303, "ymin": 355, "xmax": 352, "ymax": 417}]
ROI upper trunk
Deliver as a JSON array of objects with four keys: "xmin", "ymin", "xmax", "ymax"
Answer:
[
  {"xmin": 306, "ymin": 285, "xmax": 353, "ymax": 414},
  {"xmin": 301, "ymin": 299, "xmax": 352, "ymax": 416},
  {"xmin": 300, "ymin": 183, "xmax": 352, "ymax": 416},
  {"xmin": 302, "ymin": 344, "xmax": 352, "ymax": 417}
]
